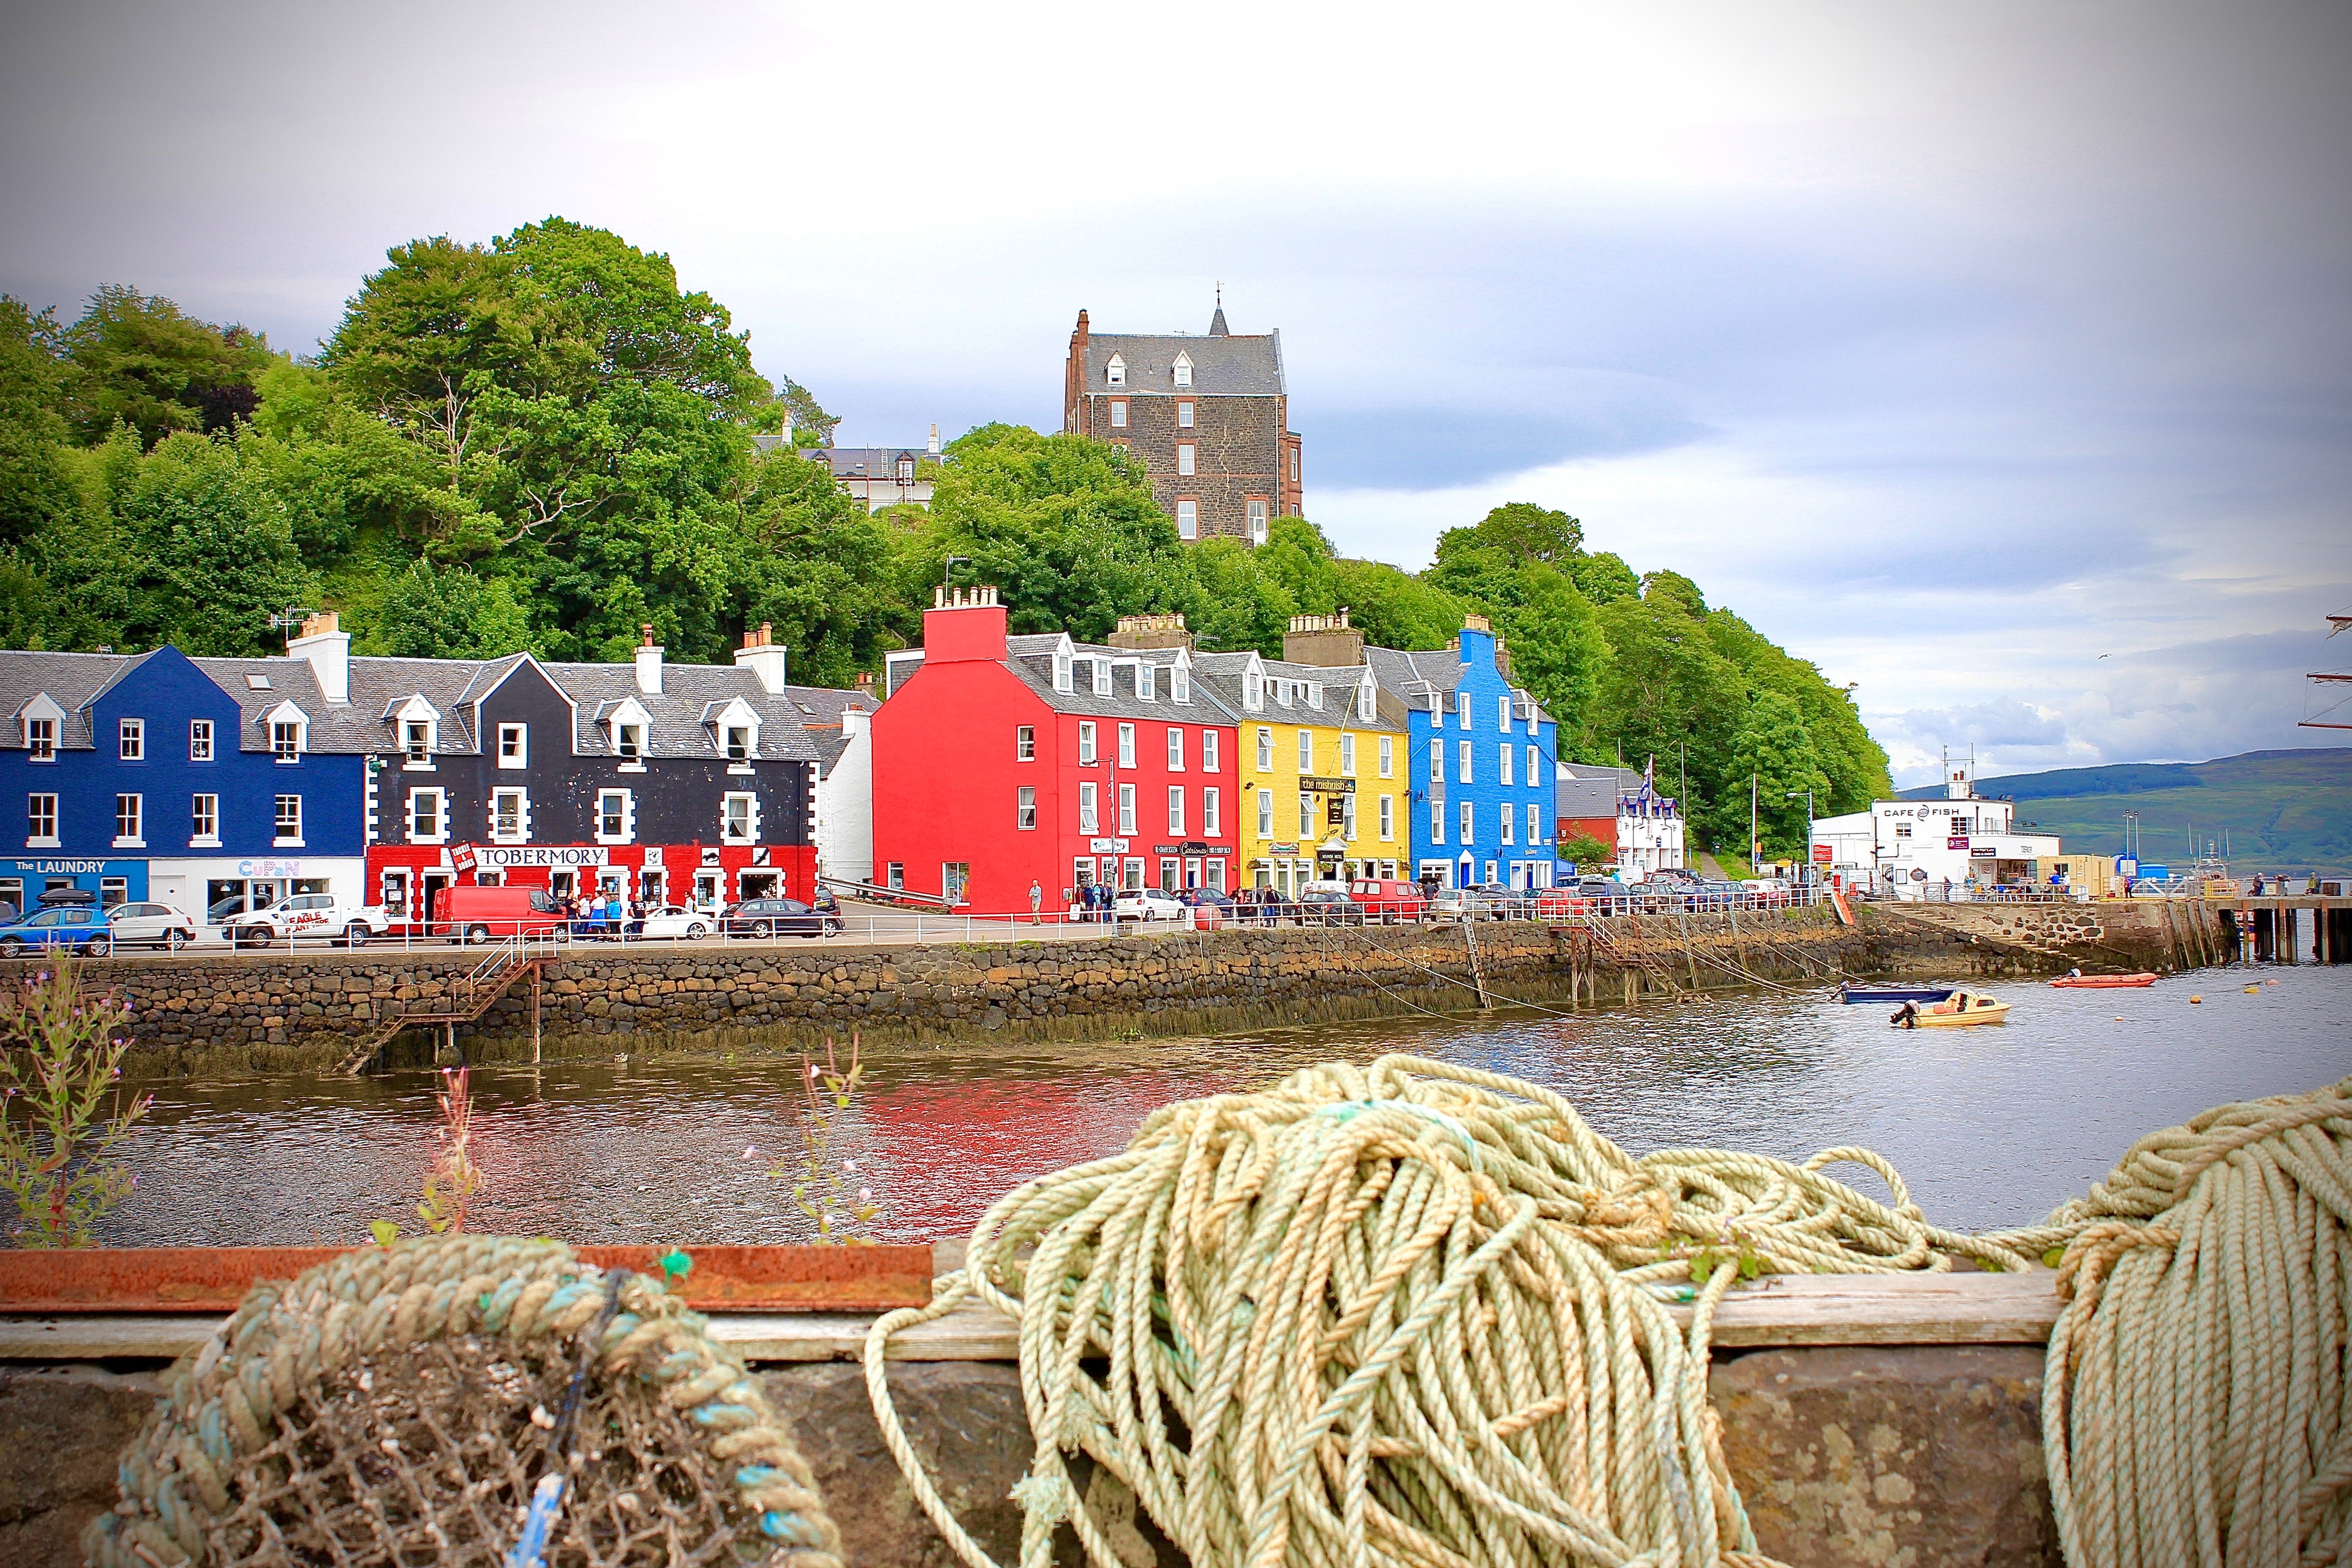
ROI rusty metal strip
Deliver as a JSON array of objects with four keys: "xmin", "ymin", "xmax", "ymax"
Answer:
[{"xmin": 0, "ymin": 1243, "xmax": 933, "ymax": 1314}]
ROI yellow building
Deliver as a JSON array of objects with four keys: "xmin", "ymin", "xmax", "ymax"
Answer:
[{"xmin": 1192, "ymin": 651, "xmax": 1409, "ymax": 894}]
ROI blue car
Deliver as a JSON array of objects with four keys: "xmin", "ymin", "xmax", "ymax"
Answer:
[{"xmin": 0, "ymin": 905, "xmax": 114, "ymax": 958}]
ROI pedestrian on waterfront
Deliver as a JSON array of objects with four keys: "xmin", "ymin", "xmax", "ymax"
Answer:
[{"xmin": 1029, "ymin": 879, "xmax": 1043, "ymax": 925}]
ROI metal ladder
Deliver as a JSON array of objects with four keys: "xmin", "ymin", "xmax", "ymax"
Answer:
[{"xmin": 333, "ymin": 935, "xmax": 558, "ymax": 1076}]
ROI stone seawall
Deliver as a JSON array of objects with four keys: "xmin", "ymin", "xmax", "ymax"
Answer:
[
  {"xmin": 1852, "ymin": 898, "xmax": 2226, "ymax": 976},
  {"xmin": 19, "ymin": 906, "xmax": 1866, "ymax": 1076}
]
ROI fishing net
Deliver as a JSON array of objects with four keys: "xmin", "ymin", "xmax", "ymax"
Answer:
[{"xmin": 84, "ymin": 1235, "xmax": 842, "ymax": 1568}]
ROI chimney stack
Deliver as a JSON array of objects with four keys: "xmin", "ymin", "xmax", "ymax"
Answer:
[
  {"xmin": 734, "ymin": 621, "xmax": 788, "ymax": 694},
  {"xmin": 1108, "ymin": 612, "xmax": 1194, "ymax": 652},
  {"xmin": 286, "ymin": 609, "xmax": 350, "ymax": 705},
  {"xmin": 1282, "ymin": 607, "xmax": 1364, "ymax": 668},
  {"xmin": 927, "ymin": 423, "xmax": 940, "ymax": 456},
  {"xmin": 634, "ymin": 624, "xmax": 664, "ymax": 695}
]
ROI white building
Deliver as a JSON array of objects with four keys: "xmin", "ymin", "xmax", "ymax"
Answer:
[
  {"xmin": 756, "ymin": 426, "xmax": 946, "ymax": 514},
  {"xmin": 784, "ymin": 683, "xmax": 877, "ymax": 888},
  {"xmin": 1554, "ymin": 763, "xmax": 1685, "ymax": 881},
  {"xmin": 1812, "ymin": 755, "xmax": 2062, "ymax": 898}
]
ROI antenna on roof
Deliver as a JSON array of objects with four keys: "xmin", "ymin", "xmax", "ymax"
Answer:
[{"xmin": 265, "ymin": 608, "xmax": 317, "ymax": 632}]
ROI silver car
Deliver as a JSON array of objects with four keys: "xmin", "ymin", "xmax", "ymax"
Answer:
[{"xmin": 108, "ymin": 900, "xmax": 199, "ymax": 951}]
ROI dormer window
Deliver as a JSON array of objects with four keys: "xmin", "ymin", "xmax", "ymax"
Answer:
[
  {"xmin": 1054, "ymin": 652, "xmax": 1074, "ymax": 693},
  {"xmin": 896, "ymin": 456, "xmax": 915, "ymax": 482},
  {"xmin": 1244, "ymin": 670, "xmax": 1263, "ymax": 712},
  {"xmin": 725, "ymin": 725, "xmax": 751, "ymax": 760},
  {"xmin": 1106, "ymin": 354, "xmax": 1126, "ymax": 388},
  {"xmin": 26, "ymin": 717, "xmax": 55, "ymax": 761},
  {"xmin": 265, "ymin": 701, "xmax": 309, "ymax": 761},
  {"xmin": 1133, "ymin": 663, "xmax": 1152, "ymax": 701},
  {"xmin": 1358, "ymin": 681, "xmax": 1376, "ymax": 722},
  {"xmin": 1274, "ymin": 680, "xmax": 1293, "ymax": 708},
  {"xmin": 617, "ymin": 723, "xmax": 643, "ymax": 759},
  {"xmin": 404, "ymin": 722, "xmax": 431, "ymax": 761},
  {"xmin": 1171, "ymin": 352, "xmax": 1193, "ymax": 388},
  {"xmin": 1092, "ymin": 659, "xmax": 1112, "ymax": 697},
  {"xmin": 1172, "ymin": 666, "xmax": 1191, "ymax": 704},
  {"xmin": 1306, "ymin": 683, "xmax": 1323, "ymax": 711},
  {"xmin": 604, "ymin": 697, "xmax": 653, "ymax": 766},
  {"xmin": 391, "ymin": 696, "xmax": 440, "ymax": 766}
]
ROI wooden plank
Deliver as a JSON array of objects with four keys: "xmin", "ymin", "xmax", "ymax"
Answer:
[{"xmin": 0, "ymin": 1271, "xmax": 2060, "ymax": 1363}]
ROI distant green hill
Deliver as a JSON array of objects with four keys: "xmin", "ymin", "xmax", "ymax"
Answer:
[{"xmin": 1898, "ymin": 748, "xmax": 2352, "ymax": 872}]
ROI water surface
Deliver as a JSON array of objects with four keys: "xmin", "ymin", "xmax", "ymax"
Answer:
[{"xmin": 101, "ymin": 964, "xmax": 2350, "ymax": 1246}]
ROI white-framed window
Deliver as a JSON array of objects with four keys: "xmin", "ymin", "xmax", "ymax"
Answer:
[
  {"xmin": 1527, "ymin": 745, "xmax": 1541, "ymax": 786},
  {"xmin": 1298, "ymin": 793, "xmax": 1313, "ymax": 838},
  {"xmin": 1342, "ymin": 794, "xmax": 1357, "ymax": 840},
  {"xmin": 1357, "ymin": 682, "xmax": 1376, "ymax": 723},
  {"xmin": 1168, "ymin": 786, "xmax": 1185, "ymax": 834},
  {"xmin": 1255, "ymin": 727, "xmax": 1273, "ymax": 771},
  {"xmin": 897, "ymin": 455, "xmax": 915, "ymax": 482},
  {"xmin": 408, "ymin": 789, "xmax": 446, "ymax": 842},
  {"xmin": 1244, "ymin": 669, "xmax": 1263, "ymax": 710},
  {"xmin": 189, "ymin": 719, "xmax": 213, "ymax": 761},
  {"xmin": 1176, "ymin": 443, "xmax": 1196, "ymax": 477},
  {"xmin": 1203, "ymin": 787, "xmax": 1220, "ymax": 836},
  {"xmin": 1171, "ymin": 352, "xmax": 1193, "ymax": 388},
  {"xmin": 1106, "ymin": 354, "xmax": 1126, "ymax": 387},
  {"xmin": 499, "ymin": 723, "xmax": 528, "ymax": 768},
  {"xmin": 1054, "ymin": 651, "xmax": 1075, "ymax": 692},
  {"xmin": 274, "ymin": 794, "xmax": 303, "ymax": 846},
  {"xmin": 1202, "ymin": 730, "xmax": 1219, "ymax": 771},
  {"xmin": 1380, "ymin": 794, "xmax": 1395, "ymax": 840},
  {"xmin": 1017, "ymin": 786, "xmax": 1037, "ymax": 830},
  {"xmin": 1118, "ymin": 783, "xmax": 1137, "ymax": 835},
  {"xmin": 1500, "ymin": 745, "xmax": 1514, "ymax": 786},
  {"xmin": 1500, "ymin": 804, "xmax": 1516, "ymax": 845},
  {"xmin": 1431, "ymin": 800, "xmax": 1446, "ymax": 845},
  {"xmin": 1109, "ymin": 399, "xmax": 1128, "ymax": 427},
  {"xmin": 1247, "ymin": 499, "xmax": 1268, "ymax": 545},
  {"xmin": 1499, "ymin": 695, "xmax": 1510, "ymax": 731},
  {"xmin": 1079, "ymin": 782, "xmax": 1099, "ymax": 834},
  {"xmin": 1257, "ymin": 789, "xmax": 1273, "ymax": 837},
  {"xmin": 190, "ymin": 793, "xmax": 218, "ymax": 845},
  {"xmin": 1296, "ymin": 730, "xmax": 1312, "ymax": 772},
  {"xmin": 403, "ymin": 720, "xmax": 432, "ymax": 762},
  {"xmin": 1079, "ymin": 722, "xmax": 1097, "ymax": 764},
  {"xmin": 1177, "ymin": 400, "xmax": 1194, "ymax": 428},
  {"xmin": 1134, "ymin": 662, "xmax": 1153, "ymax": 700},
  {"xmin": 1340, "ymin": 733, "xmax": 1356, "ymax": 775},
  {"xmin": 1458, "ymin": 740, "xmax": 1472, "ymax": 783},
  {"xmin": 596, "ymin": 789, "xmax": 632, "ymax": 843},
  {"xmin": 272, "ymin": 720, "xmax": 301, "ymax": 759},
  {"xmin": 1529, "ymin": 803, "xmax": 1544, "ymax": 845},
  {"xmin": 1016, "ymin": 724, "xmax": 1036, "ymax": 761},
  {"xmin": 724, "ymin": 724, "xmax": 754, "ymax": 761},
  {"xmin": 26, "ymin": 717, "xmax": 56, "ymax": 762},
  {"xmin": 1460, "ymin": 801, "xmax": 1475, "ymax": 844},
  {"xmin": 615, "ymin": 721, "xmax": 644, "ymax": 760},
  {"xmin": 943, "ymin": 862, "xmax": 971, "ymax": 904},
  {"xmin": 115, "ymin": 793, "xmax": 143, "ymax": 846},
  {"xmin": 1379, "ymin": 735, "xmax": 1393, "ymax": 778},
  {"xmin": 887, "ymin": 863, "xmax": 904, "ymax": 890},
  {"xmin": 1431, "ymin": 695, "xmax": 1445, "ymax": 730},
  {"xmin": 1173, "ymin": 666, "xmax": 1191, "ymax": 704},
  {"xmin": 721, "ymin": 792, "xmax": 760, "ymax": 842},
  {"xmin": 1118, "ymin": 723, "xmax": 1136, "ymax": 768},
  {"xmin": 27, "ymin": 792, "xmax": 57, "ymax": 845},
  {"xmin": 1453, "ymin": 691, "xmax": 1468, "ymax": 729},
  {"xmin": 491, "ymin": 787, "xmax": 529, "ymax": 842},
  {"xmin": 118, "ymin": 718, "xmax": 143, "ymax": 760},
  {"xmin": 1176, "ymin": 500, "xmax": 1198, "ymax": 540},
  {"xmin": 1167, "ymin": 728, "xmax": 1185, "ymax": 769},
  {"xmin": 1092, "ymin": 658, "xmax": 1113, "ymax": 697}
]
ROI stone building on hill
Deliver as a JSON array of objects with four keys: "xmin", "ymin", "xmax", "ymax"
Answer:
[{"xmin": 1062, "ymin": 299, "xmax": 1303, "ymax": 544}]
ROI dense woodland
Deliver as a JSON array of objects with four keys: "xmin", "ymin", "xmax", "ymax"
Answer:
[{"xmin": 0, "ymin": 219, "xmax": 1889, "ymax": 856}]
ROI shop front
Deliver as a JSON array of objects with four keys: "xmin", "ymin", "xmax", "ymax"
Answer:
[
  {"xmin": 1149, "ymin": 841, "xmax": 1232, "ymax": 894},
  {"xmin": 365, "ymin": 842, "xmax": 816, "ymax": 926},
  {"xmin": 144, "ymin": 856, "xmax": 362, "ymax": 925},
  {"xmin": 2, "ymin": 857, "xmax": 148, "ymax": 915}
]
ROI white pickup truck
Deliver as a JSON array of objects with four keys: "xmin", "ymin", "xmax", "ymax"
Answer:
[{"xmin": 223, "ymin": 892, "xmax": 394, "ymax": 950}]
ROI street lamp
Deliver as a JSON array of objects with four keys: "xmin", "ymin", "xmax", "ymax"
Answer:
[{"xmin": 1786, "ymin": 789, "xmax": 1815, "ymax": 883}]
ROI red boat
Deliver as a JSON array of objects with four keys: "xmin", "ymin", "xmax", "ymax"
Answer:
[{"xmin": 2050, "ymin": 972, "xmax": 2159, "ymax": 989}]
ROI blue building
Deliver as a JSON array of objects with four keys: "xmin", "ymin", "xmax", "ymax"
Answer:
[
  {"xmin": 1, "ymin": 627, "xmax": 369, "ymax": 920},
  {"xmin": 1363, "ymin": 618, "xmax": 1559, "ymax": 890}
]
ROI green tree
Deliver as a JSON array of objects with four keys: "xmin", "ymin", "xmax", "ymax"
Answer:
[
  {"xmin": 728, "ymin": 445, "xmax": 912, "ymax": 686},
  {"xmin": 0, "ymin": 297, "xmax": 77, "ymax": 548},
  {"xmin": 375, "ymin": 559, "xmax": 533, "ymax": 658},
  {"xmin": 1720, "ymin": 690, "xmax": 1833, "ymax": 859},
  {"xmin": 58, "ymin": 286, "xmax": 272, "ymax": 448},
  {"xmin": 112, "ymin": 432, "xmax": 315, "ymax": 655},
  {"xmin": 1588, "ymin": 574, "xmax": 1747, "ymax": 838}
]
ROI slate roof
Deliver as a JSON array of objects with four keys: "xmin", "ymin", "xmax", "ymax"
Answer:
[
  {"xmin": 1005, "ymin": 645, "xmax": 1244, "ymax": 726},
  {"xmin": 1187, "ymin": 652, "xmax": 1402, "ymax": 733},
  {"xmin": 1361, "ymin": 644, "xmax": 1560, "ymax": 728},
  {"xmin": 0, "ymin": 652, "xmax": 132, "ymax": 748},
  {"xmin": 542, "ymin": 662, "xmax": 821, "ymax": 762},
  {"xmin": 1082, "ymin": 331, "xmax": 1286, "ymax": 397},
  {"xmin": 1554, "ymin": 769, "xmax": 1625, "ymax": 819},
  {"xmin": 806, "ymin": 446, "xmax": 934, "ymax": 479}
]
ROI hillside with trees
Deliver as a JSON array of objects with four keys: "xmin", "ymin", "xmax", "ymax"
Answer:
[{"xmin": 0, "ymin": 217, "xmax": 1889, "ymax": 855}]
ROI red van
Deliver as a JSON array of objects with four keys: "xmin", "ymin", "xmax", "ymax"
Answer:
[
  {"xmin": 432, "ymin": 885, "xmax": 569, "ymax": 943},
  {"xmin": 1348, "ymin": 878, "xmax": 1431, "ymax": 923}
]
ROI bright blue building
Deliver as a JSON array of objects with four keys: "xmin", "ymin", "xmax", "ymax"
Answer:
[
  {"xmin": 1, "ymin": 640, "xmax": 368, "ymax": 920},
  {"xmin": 1365, "ymin": 619, "xmax": 1559, "ymax": 890}
]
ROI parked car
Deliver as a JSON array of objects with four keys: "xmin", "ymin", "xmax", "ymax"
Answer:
[
  {"xmin": 0, "ymin": 904, "xmax": 113, "ymax": 956},
  {"xmin": 1295, "ymin": 886, "xmax": 1366, "ymax": 926},
  {"xmin": 108, "ymin": 901, "xmax": 200, "ymax": 951},
  {"xmin": 1529, "ymin": 886, "xmax": 1597, "ymax": 920},
  {"xmin": 228, "ymin": 892, "xmax": 394, "ymax": 950},
  {"xmin": 629, "ymin": 904, "xmax": 714, "ymax": 941},
  {"xmin": 1348, "ymin": 878, "xmax": 1431, "ymax": 923},
  {"xmin": 1742, "ymin": 878, "xmax": 1795, "ymax": 907},
  {"xmin": 1568, "ymin": 876, "xmax": 1637, "ymax": 914},
  {"xmin": 420, "ymin": 886, "xmax": 570, "ymax": 945},
  {"xmin": 720, "ymin": 897, "xmax": 831, "ymax": 939},
  {"xmin": 1113, "ymin": 887, "xmax": 1188, "ymax": 922}
]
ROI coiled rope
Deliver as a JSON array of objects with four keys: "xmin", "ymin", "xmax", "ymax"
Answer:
[
  {"xmin": 865, "ymin": 1053, "xmax": 2039, "ymax": 1568},
  {"xmin": 2038, "ymin": 1075, "xmax": 2352, "ymax": 1568},
  {"xmin": 86, "ymin": 1233, "xmax": 842, "ymax": 1568}
]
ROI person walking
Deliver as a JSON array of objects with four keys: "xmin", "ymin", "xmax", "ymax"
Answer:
[{"xmin": 1029, "ymin": 879, "xmax": 1043, "ymax": 926}]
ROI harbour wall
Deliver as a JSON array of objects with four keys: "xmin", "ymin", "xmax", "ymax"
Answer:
[{"xmin": 4, "ymin": 898, "xmax": 2236, "ymax": 1076}]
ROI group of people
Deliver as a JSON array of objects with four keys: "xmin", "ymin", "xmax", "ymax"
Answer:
[{"xmin": 553, "ymin": 888, "xmax": 646, "ymax": 937}]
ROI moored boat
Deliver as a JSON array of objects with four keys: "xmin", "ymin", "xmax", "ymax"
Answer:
[
  {"xmin": 1838, "ymin": 984, "xmax": 1954, "ymax": 1004},
  {"xmin": 1892, "ymin": 991, "xmax": 2010, "ymax": 1028},
  {"xmin": 2049, "ymin": 972, "xmax": 2158, "ymax": 989}
]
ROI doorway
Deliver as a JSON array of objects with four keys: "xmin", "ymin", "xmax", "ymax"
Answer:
[{"xmin": 419, "ymin": 872, "xmax": 451, "ymax": 926}]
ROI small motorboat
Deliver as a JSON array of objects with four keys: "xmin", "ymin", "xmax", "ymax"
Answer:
[
  {"xmin": 2049, "ymin": 972, "xmax": 2159, "ymax": 989},
  {"xmin": 1838, "ymin": 984, "xmax": 1954, "ymax": 1004},
  {"xmin": 1891, "ymin": 991, "xmax": 2011, "ymax": 1028}
]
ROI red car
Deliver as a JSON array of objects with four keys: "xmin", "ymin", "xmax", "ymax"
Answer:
[
  {"xmin": 1348, "ymin": 878, "xmax": 1431, "ymax": 923},
  {"xmin": 432, "ymin": 885, "xmax": 570, "ymax": 943},
  {"xmin": 1531, "ymin": 886, "xmax": 1597, "ymax": 920}
]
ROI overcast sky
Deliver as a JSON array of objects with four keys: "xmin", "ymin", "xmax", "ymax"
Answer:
[{"xmin": 5, "ymin": 0, "xmax": 2347, "ymax": 785}]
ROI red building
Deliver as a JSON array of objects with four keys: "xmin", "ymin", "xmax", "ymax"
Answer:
[{"xmin": 871, "ymin": 588, "xmax": 1242, "ymax": 914}]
